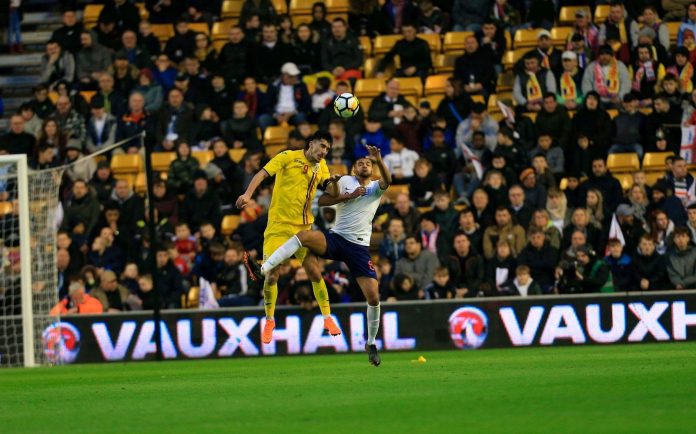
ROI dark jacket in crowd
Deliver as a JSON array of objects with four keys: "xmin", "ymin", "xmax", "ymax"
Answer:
[
  {"xmin": 156, "ymin": 260, "xmax": 185, "ymax": 308},
  {"xmin": 321, "ymin": 34, "xmax": 364, "ymax": 71},
  {"xmin": 254, "ymin": 41, "xmax": 293, "ymax": 83},
  {"xmin": 218, "ymin": 38, "xmax": 254, "ymax": 84},
  {"xmin": 180, "ymin": 187, "xmax": 223, "ymax": 232},
  {"xmin": 604, "ymin": 253, "xmax": 636, "ymax": 292},
  {"xmin": 517, "ymin": 242, "xmax": 559, "ymax": 289},
  {"xmin": 535, "ymin": 105, "xmax": 571, "ymax": 148},
  {"xmin": 454, "ymin": 46, "xmax": 496, "ymax": 95},
  {"xmin": 632, "ymin": 250, "xmax": 669, "ymax": 291},
  {"xmin": 446, "ymin": 248, "xmax": 485, "ymax": 296},
  {"xmin": 377, "ymin": 36, "xmax": 432, "ymax": 76},
  {"xmin": 61, "ymin": 190, "xmax": 101, "ymax": 235}
]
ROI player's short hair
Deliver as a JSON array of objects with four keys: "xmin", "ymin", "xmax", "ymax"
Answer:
[{"xmin": 305, "ymin": 130, "xmax": 333, "ymax": 149}]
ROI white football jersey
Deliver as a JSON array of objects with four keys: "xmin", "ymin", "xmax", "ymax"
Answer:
[{"xmin": 329, "ymin": 176, "xmax": 386, "ymax": 246}]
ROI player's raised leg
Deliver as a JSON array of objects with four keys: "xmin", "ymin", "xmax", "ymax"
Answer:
[{"xmin": 356, "ymin": 276, "xmax": 381, "ymax": 367}]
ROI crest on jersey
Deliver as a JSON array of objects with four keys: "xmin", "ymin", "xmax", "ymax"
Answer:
[{"xmin": 448, "ymin": 306, "xmax": 488, "ymax": 349}]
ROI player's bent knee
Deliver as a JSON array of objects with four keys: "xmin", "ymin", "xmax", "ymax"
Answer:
[{"xmin": 296, "ymin": 230, "xmax": 311, "ymax": 244}]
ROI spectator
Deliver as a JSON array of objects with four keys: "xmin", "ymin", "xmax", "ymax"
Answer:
[
  {"xmin": 571, "ymin": 91, "xmax": 613, "ymax": 154},
  {"xmin": 108, "ymin": 53, "xmax": 140, "ymax": 96},
  {"xmin": 388, "ymin": 273, "xmax": 423, "ymax": 301},
  {"xmin": 180, "ymin": 171, "xmax": 222, "ymax": 232},
  {"xmin": 380, "ymin": 217, "xmax": 406, "ymax": 267},
  {"xmin": 94, "ymin": 15, "xmax": 121, "ymax": 52},
  {"xmin": 100, "ymin": 0, "xmax": 141, "ymax": 33},
  {"xmin": 217, "ymin": 245, "xmax": 257, "ymax": 307},
  {"xmin": 153, "ymin": 54, "xmax": 178, "ymax": 92},
  {"xmin": 581, "ymin": 44, "xmax": 631, "ymax": 107},
  {"xmin": 418, "ymin": 212, "xmax": 450, "ymax": 261},
  {"xmin": 377, "ymin": 0, "xmax": 419, "ymax": 35},
  {"xmin": 636, "ymin": 6, "xmax": 669, "ymax": 51},
  {"xmin": 452, "ymin": 0, "xmax": 489, "ymax": 32},
  {"xmin": 0, "ymin": 115, "xmax": 35, "ymax": 156},
  {"xmin": 633, "ymin": 234, "xmax": 669, "ymax": 290},
  {"xmin": 614, "ymin": 204, "xmax": 646, "ymax": 254},
  {"xmin": 578, "ymin": 157, "xmax": 624, "ymax": 212},
  {"xmin": 118, "ymin": 30, "xmax": 152, "ymax": 70},
  {"xmin": 477, "ymin": 19, "xmax": 507, "ymax": 72},
  {"xmin": 678, "ymin": 2, "xmax": 696, "ymax": 44},
  {"xmin": 432, "ymin": 188, "xmax": 459, "ymax": 236},
  {"xmin": 240, "ymin": 0, "xmax": 276, "ymax": 26},
  {"xmin": 667, "ymin": 227, "xmax": 696, "ymax": 289},
  {"xmin": 292, "ymin": 24, "xmax": 321, "ymax": 76},
  {"xmin": 410, "ymin": 159, "xmax": 441, "ymax": 207},
  {"xmin": 157, "ymin": 88, "xmax": 195, "ymax": 145},
  {"xmin": 530, "ymin": 134, "xmax": 564, "ymax": 176},
  {"xmin": 326, "ymin": 119, "xmax": 354, "ymax": 165},
  {"xmin": 556, "ymin": 51, "xmax": 584, "ymax": 110},
  {"xmin": 117, "ymin": 92, "xmax": 157, "ymax": 152},
  {"xmin": 517, "ymin": 226, "xmax": 558, "ymax": 293},
  {"xmin": 394, "ymin": 235, "xmax": 440, "ymax": 291},
  {"xmin": 665, "ymin": 157, "xmax": 695, "ymax": 205},
  {"xmin": 563, "ymin": 244, "xmax": 614, "ymax": 293},
  {"xmin": 52, "ymin": 95, "xmax": 86, "ymax": 145},
  {"xmin": 535, "ymin": 93, "xmax": 571, "ymax": 148},
  {"xmin": 511, "ymin": 265, "xmax": 542, "ymax": 296},
  {"xmin": 383, "ymin": 192, "xmax": 421, "ymax": 235},
  {"xmin": 356, "ymin": 117, "xmax": 391, "ymax": 159},
  {"xmin": 308, "ymin": 2, "xmax": 331, "ymax": 39},
  {"xmin": 688, "ymin": 204, "xmax": 696, "ymax": 244},
  {"xmin": 568, "ymin": 8, "xmax": 599, "ymax": 54},
  {"xmin": 218, "ymin": 26, "xmax": 253, "ymax": 88},
  {"xmin": 76, "ymin": 31, "xmax": 113, "ymax": 90},
  {"xmin": 383, "ymin": 134, "xmax": 419, "ymax": 183},
  {"xmin": 518, "ymin": 167, "xmax": 546, "ymax": 210},
  {"xmin": 562, "ymin": 207, "xmax": 605, "ymax": 253},
  {"xmin": 457, "ymin": 208, "xmax": 484, "ymax": 252},
  {"xmin": 90, "ymin": 270, "xmax": 130, "ymax": 312},
  {"xmin": 456, "ymin": 102, "xmax": 499, "ymax": 153},
  {"xmin": 220, "ymin": 100, "xmax": 261, "ymax": 151},
  {"xmin": 61, "ymin": 179, "xmax": 100, "ymax": 236},
  {"xmin": 87, "ymin": 234, "xmax": 124, "ymax": 273},
  {"xmin": 254, "ymin": 23, "xmax": 293, "ymax": 84},
  {"xmin": 167, "ymin": 141, "xmax": 200, "ymax": 195},
  {"xmin": 133, "ymin": 69, "xmax": 164, "ymax": 113},
  {"xmin": 40, "ymin": 39, "xmax": 75, "ymax": 89},
  {"xmin": 64, "ymin": 139, "xmax": 96, "ymax": 182},
  {"xmin": 90, "ymin": 161, "xmax": 116, "ymax": 203},
  {"xmin": 482, "ymin": 206, "xmax": 526, "ymax": 260},
  {"xmin": 424, "ymin": 127, "xmax": 457, "ymax": 186},
  {"xmin": 507, "ymin": 185, "xmax": 532, "ymax": 228},
  {"xmin": 110, "ymin": 178, "xmax": 146, "ymax": 234},
  {"xmin": 259, "ymin": 62, "xmax": 310, "ymax": 130},
  {"xmin": 193, "ymin": 242, "xmax": 226, "ymax": 283},
  {"xmin": 19, "ymin": 103, "xmax": 42, "ymax": 138},
  {"xmin": 321, "ymin": 18, "xmax": 363, "ymax": 80},
  {"xmin": 513, "ymin": 52, "xmax": 557, "ymax": 112},
  {"xmin": 368, "ymin": 78, "xmax": 410, "ymax": 135},
  {"xmin": 436, "ymin": 78, "xmax": 473, "ymax": 133},
  {"xmin": 154, "ymin": 244, "xmax": 185, "ymax": 308},
  {"xmin": 29, "ymin": 145, "xmax": 58, "ymax": 170},
  {"xmin": 50, "ymin": 280, "xmax": 103, "ymax": 315},
  {"xmin": 488, "ymin": 0, "xmax": 520, "ymax": 32},
  {"xmin": 650, "ymin": 208, "xmax": 677, "ymax": 255},
  {"xmin": 51, "ymin": 8, "xmax": 83, "ymax": 54},
  {"xmin": 425, "ymin": 266, "xmax": 457, "ymax": 299},
  {"xmin": 568, "ymin": 33, "xmax": 592, "ymax": 72},
  {"xmin": 138, "ymin": 20, "xmax": 161, "ymax": 57},
  {"xmin": 418, "ymin": 0, "xmax": 444, "ymax": 34},
  {"xmin": 483, "ymin": 239, "xmax": 516, "ymax": 296},
  {"xmin": 453, "ymin": 36, "xmax": 496, "ymax": 99},
  {"xmin": 631, "ymin": 44, "xmax": 665, "ymax": 106},
  {"xmin": 526, "ymin": 29, "xmax": 563, "ymax": 77},
  {"xmin": 446, "ymin": 232, "xmax": 484, "ymax": 298},
  {"xmin": 164, "ymin": 18, "xmax": 197, "ymax": 64},
  {"xmin": 377, "ymin": 23, "xmax": 432, "ymax": 79},
  {"xmin": 604, "ymin": 236, "xmax": 634, "ymax": 290},
  {"xmin": 84, "ymin": 96, "xmax": 117, "ymax": 155},
  {"xmin": 598, "ymin": 2, "xmax": 638, "ymax": 65},
  {"xmin": 648, "ymin": 96, "xmax": 682, "ymax": 154}
]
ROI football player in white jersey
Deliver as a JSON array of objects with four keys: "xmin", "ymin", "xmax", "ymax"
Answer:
[{"xmin": 244, "ymin": 145, "xmax": 392, "ymax": 366}]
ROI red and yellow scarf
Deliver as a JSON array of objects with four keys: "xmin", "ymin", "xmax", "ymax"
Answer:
[
  {"xmin": 668, "ymin": 63, "xmax": 694, "ymax": 93},
  {"xmin": 561, "ymin": 71, "xmax": 578, "ymax": 100},
  {"xmin": 595, "ymin": 60, "xmax": 620, "ymax": 97},
  {"xmin": 526, "ymin": 71, "xmax": 543, "ymax": 102}
]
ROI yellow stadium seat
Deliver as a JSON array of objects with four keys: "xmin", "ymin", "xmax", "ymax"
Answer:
[
  {"xmin": 229, "ymin": 148, "xmax": 247, "ymax": 163},
  {"xmin": 487, "ymin": 93, "xmax": 501, "ymax": 113},
  {"xmin": 363, "ymin": 57, "xmax": 380, "ymax": 78},
  {"xmin": 329, "ymin": 164, "xmax": 349, "ymax": 176},
  {"xmin": 326, "ymin": 12, "xmax": 349, "ymax": 23},
  {"xmin": 417, "ymin": 206, "xmax": 432, "ymax": 214},
  {"xmin": 289, "ymin": 0, "xmax": 314, "ymax": 21},
  {"xmin": 404, "ymin": 95, "xmax": 418, "ymax": 108},
  {"xmin": 212, "ymin": 20, "xmax": 234, "ymax": 40},
  {"xmin": 221, "ymin": 0, "xmax": 244, "ymax": 19},
  {"xmin": 221, "ymin": 215, "xmax": 241, "ymax": 235},
  {"xmin": 607, "ymin": 109, "xmax": 619, "ymax": 119},
  {"xmin": 373, "ymin": 34, "xmax": 403, "ymax": 56},
  {"xmin": 83, "ymin": 4, "xmax": 103, "ymax": 23},
  {"xmin": 395, "ymin": 77, "xmax": 423, "ymax": 97},
  {"xmin": 134, "ymin": 172, "xmax": 147, "ymax": 195},
  {"xmin": 645, "ymin": 171, "xmax": 665, "ymax": 186},
  {"xmin": 186, "ymin": 286, "xmax": 200, "ymax": 308},
  {"xmin": 613, "ymin": 173, "xmax": 633, "ymax": 190},
  {"xmin": 111, "ymin": 154, "xmax": 143, "ymax": 175},
  {"xmin": 607, "ymin": 153, "xmax": 640, "ymax": 173},
  {"xmin": 264, "ymin": 126, "xmax": 291, "ymax": 146},
  {"xmin": 422, "ymin": 94, "xmax": 444, "ymax": 109},
  {"xmin": 666, "ymin": 22, "xmax": 681, "ymax": 43},
  {"xmin": 272, "ymin": 0, "xmax": 287, "ymax": 14},
  {"xmin": 384, "ymin": 184, "xmax": 409, "ymax": 202},
  {"xmin": 559, "ymin": 6, "xmax": 591, "ymax": 25},
  {"xmin": 151, "ymin": 24, "xmax": 175, "ymax": 42},
  {"xmin": 265, "ymin": 144, "xmax": 287, "ymax": 158},
  {"xmin": 514, "ymin": 28, "xmax": 539, "ymax": 49},
  {"xmin": 0, "ymin": 201, "xmax": 13, "ymax": 216},
  {"xmin": 496, "ymin": 70, "xmax": 515, "ymax": 92},
  {"xmin": 359, "ymin": 36, "xmax": 372, "ymax": 58},
  {"xmin": 417, "ymin": 33, "xmax": 441, "ymax": 53},
  {"xmin": 113, "ymin": 174, "xmax": 135, "ymax": 189},
  {"xmin": 192, "ymin": 150, "xmax": 213, "ymax": 166},
  {"xmin": 136, "ymin": 3, "xmax": 149, "ymax": 20},
  {"xmin": 79, "ymin": 90, "xmax": 96, "ymax": 103},
  {"xmin": 188, "ymin": 22, "xmax": 210, "ymax": 35},
  {"xmin": 424, "ymin": 74, "xmax": 451, "ymax": 95},
  {"xmin": 551, "ymin": 26, "xmax": 573, "ymax": 47},
  {"xmin": 559, "ymin": 177, "xmax": 568, "ymax": 190},
  {"xmin": 443, "ymin": 31, "xmax": 473, "ymax": 54},
  {"xmin": 433, "ymin": 54, "xmax": 456, "ymax": 73},
  {"xmin": 213, "ymin": 40, "xmax": 226, "ymax": 52},
  {"xmin": 643, "ymin": 152, "xmax": 674, "ymax": 171},
  {"xmin": 151, "ymin": 152, "xmax": 176, "ymax": 172},
  {"xmin": 502, "ymin": 48, "xmax": 528, "ymax": 69},
  {"xmin": 325, "ymin": 0, "xmax": 349, "ymax": 13},
  {"xmin": 48, "ymin": 91, "xmax": 58, "ymax": 104},
  {"xmin": 354, "ymin": 78, "xmax": 387, "ymax": 98},
  {"xmin": 594, "ymin": 5, "xmax": 611, "ymax": 24},
  {"xmin": 360, "ymin": 97, "xmax": 373, "ymax": 112}
]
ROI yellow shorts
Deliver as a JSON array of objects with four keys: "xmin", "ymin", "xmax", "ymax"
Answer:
[{"xmin": 263, "ymin": 223, "xmax": 310, "ymax": 262}]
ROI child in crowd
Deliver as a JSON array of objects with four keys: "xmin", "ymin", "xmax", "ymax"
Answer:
[
  {"xmin": 512, "ymin": 265, "xmax": 541, "ymax": 296},
  {"xmin": 410, "ymin": 158, "xmax": 442, "ymax": 207},
  {"xmin": 425, "ymin": 267, "xmax": 456, "ymax": 299}
]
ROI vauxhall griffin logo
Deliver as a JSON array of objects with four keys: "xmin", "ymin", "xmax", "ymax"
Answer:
[
  {"xmin": 449, "ymin": 307, "xmax": 488, "ymax": 349},
  {"xmin": 42, "ymin": 322, "xmax": 81, "ymax": 364}
]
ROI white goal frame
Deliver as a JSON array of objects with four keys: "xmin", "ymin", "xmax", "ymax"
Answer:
[{"xmin": 0, "ymin": 154, "xmax": 34, "ymax": 367}]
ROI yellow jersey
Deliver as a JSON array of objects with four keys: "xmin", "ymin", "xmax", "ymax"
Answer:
[{"xmin": 263, "ymin": 150, "xmax": 331, "ymax": 226}]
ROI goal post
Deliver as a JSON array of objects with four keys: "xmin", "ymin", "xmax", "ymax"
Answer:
[{"xmin": 15, "ymin": 155, "xmax": 34, "ymax": 367}]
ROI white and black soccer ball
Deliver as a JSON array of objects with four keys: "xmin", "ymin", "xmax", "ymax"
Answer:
[{"xmin": 333, "ymin": 93, "xmax": 360, "ymax": 118}]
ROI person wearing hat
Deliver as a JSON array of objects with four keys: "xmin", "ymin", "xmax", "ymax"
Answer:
[
  {"xmin": 556, "ymin": 51, "xmax": 584, "ymax": 109},
  {"xmin": 513, "ymin": 51, "xmax": 557, "ymax": 112},
  {"xmin": 89, "ymin": 270, "xmax": 131, "ymax": 312},
  {"xmin": 637, "ymin": 6, "xmax": 669, "ymax": 50},
  {"xmin": 581, "ymin": 44, "xmax": 630, "ymax": 107},
  {"xmin": 523, "ymin": 29, "xmax": 562, "ymax": 77},
  {"xmin": 598, "ymin": 2, "xmax": 638, "ymax": 64},
  {"xmin": 376, "ymin": 22, "xmax": 432, "ymax": 79},
  {"xmin": 568, "ymin": 33, "xmax": 591, "ymax": 70},
  {"xmin": 85, "ymin": 94, "xmax": 117, "ymax": 154},
  {"xmin": 258, "ymin": 61, "xmax": 310, "ymax": 130},
  {"xmin": 631, "ymin": 44, "xmax": 666, "ymax": 106},
  {"xmin": 568, "ymin": 8, "xmax": 599, "ymax": 53},
  {"xmin": 519, "ymin": 167, "xmax": 546, "ymax": 210},
  {"xmin": 64, "ymin": 136, "xmax": 98, "ymax": 182}
]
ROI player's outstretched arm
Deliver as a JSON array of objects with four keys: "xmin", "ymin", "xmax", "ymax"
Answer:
[
  {"xmin": 367, "ymin": 145, "xmax": 392, "ymax": 189},
  {"xmin": 236, "ymin": 169, "xmax": 269, "ymax": 209},
  {"xmin": 318, "ymin": 186, "xmax": 367, "ymax": 206}
]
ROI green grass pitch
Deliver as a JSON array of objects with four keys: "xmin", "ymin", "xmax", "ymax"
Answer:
[{"xmin": 2, "ymin": 343, "xmax": 695, "ymax": 434}]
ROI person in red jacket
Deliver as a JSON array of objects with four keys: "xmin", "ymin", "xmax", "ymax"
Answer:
[{"xmin": 50, "ymin": 280, "xmax": 103, "ymax": 315}]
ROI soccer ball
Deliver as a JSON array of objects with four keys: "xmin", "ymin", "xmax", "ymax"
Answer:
[{"xmin": 334, "ymin": 93, "xmax": 360, "ymax": 118}]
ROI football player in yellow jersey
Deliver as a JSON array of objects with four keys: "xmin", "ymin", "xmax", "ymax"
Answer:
[{"xmin": 235, "ymin": 131, "xmax": 343, "ymax": 344}]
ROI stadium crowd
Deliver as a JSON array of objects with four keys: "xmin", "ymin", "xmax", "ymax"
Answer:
[{"xmin": 1, "ymin": 0, "xmax": 696, "ymax": 315}]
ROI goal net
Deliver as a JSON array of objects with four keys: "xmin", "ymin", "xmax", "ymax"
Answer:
[{"xmin": 0, "ymin": 155, "xmax": 65, "ymax": 367}]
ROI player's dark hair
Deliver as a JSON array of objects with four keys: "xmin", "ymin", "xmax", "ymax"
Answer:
[{"xmin": 305, "ymin": 130, "xmax": 333, "ymax": 149}]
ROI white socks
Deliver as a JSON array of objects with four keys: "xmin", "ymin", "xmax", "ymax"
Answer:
[
  {"xmin": 366, "ymin": 303, "xmax": 380, "ymax": 345},
  {"xmin": 261, "ymin": 235, "xmax": 302, "ymax": 275}
]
